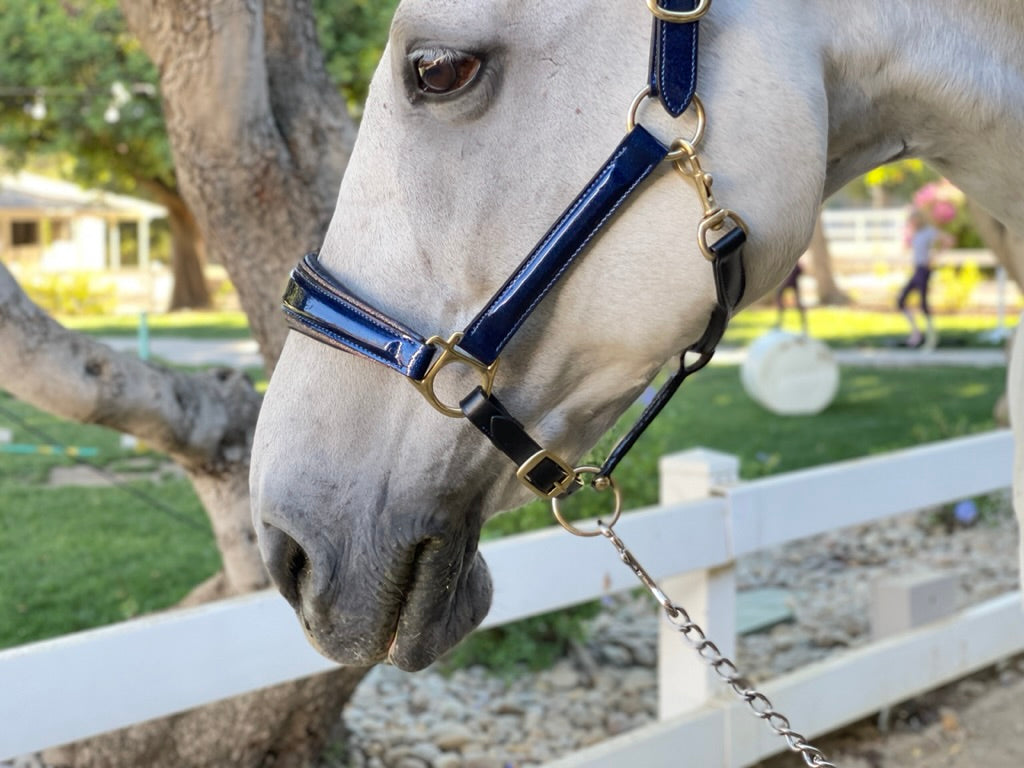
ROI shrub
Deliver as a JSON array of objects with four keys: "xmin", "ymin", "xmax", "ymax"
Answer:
[
  {"xmin": 934, "ymin": 260, "xmax": 982, "ymax": 312},
  {"xmin": 21, "ymin": 271, "xmax": 117, "ymax": 316}
]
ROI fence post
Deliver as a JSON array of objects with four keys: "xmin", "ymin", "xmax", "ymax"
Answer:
[{"xmin": 657, "ymin": 447, "xmax": 740, "ymax": 723}]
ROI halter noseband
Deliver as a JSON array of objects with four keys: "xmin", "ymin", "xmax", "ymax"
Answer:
[{"xmin": 281, "ymin": 0, "xmax": 747, "ymax": 519}]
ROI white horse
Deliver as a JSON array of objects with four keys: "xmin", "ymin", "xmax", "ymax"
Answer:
[{"xmin": 251, "ymin": 0, "xmax": 1024, "ymax": 672}]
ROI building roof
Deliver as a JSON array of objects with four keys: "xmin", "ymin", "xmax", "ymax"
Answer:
[{"xmin": 0, "ymin": 173, "xmax": 167, "ymax": 219}]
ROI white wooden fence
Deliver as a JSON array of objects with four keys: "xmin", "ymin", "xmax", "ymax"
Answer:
[
  {"xmin": 821, "ymin": 208, "xmax": 907, "ymax": 259},
  {"xmin": 819, "ymin": 208, "xmax": 995, "ymax": 270},
  {"xmin": 1, "ymin": 430, "xmax": 1021, "ymax": 766}
]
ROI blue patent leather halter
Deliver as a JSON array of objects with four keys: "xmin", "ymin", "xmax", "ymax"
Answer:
[{"xmin": 282, "ymin": 0, "xmax": 747, "ymax": 523}]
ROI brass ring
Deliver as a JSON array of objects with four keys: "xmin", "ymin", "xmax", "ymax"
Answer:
[
  {"xmin": 626, "ymin": 87, "xmax": 705, "ymax": 161},
  {"xmin": 646, "ymin": 0, "xmax": 712, "ymax": 23},
  {"xmin": 551, "ymin": 466, "xmax": 623, "ymax": 537}
]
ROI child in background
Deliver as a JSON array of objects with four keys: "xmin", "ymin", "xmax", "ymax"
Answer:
[{"xmin": 898, "ymin": 210, "xmax": 952, "ymax": 349}]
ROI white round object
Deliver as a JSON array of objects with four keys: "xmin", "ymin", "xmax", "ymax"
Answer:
[{"xmin": 740, "ymin": 331, "xmax": 839, "ymax": 415}]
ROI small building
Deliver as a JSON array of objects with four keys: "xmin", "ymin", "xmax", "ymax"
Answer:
[{"xmin": 0, "ymin": 172, "xmax": 166, "ymax": 272}]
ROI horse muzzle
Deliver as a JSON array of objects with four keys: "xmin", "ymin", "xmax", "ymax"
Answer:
[{"xmin": 257, "ymin": 509, "xmax": 493, "ymax": 671}]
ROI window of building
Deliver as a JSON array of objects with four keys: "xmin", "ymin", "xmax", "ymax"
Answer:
[{"xmin": 11, "ymin": 220, "xmax": 40, "ymax": 246}]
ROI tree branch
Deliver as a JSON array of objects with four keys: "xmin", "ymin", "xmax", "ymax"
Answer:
[
  {"xmin": 0, "ymin": 265, "xmax": 259, "ymax": 473},
  {"xmin": 0, "ymin": 264, "xmax": 268, "ymax": 590}
]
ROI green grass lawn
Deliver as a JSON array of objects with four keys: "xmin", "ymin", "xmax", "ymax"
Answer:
[
  {"xmin": 0, "ymin": 355, "xmax": 1008, "ymax": 650},
  {"xmin": 726, "ymin": 306, "xmax": 1017, "ymax": 349},
  {"xmin": 61, "ymin": 310, "xmax": 251, "ymax": 340},
  {"xmin": 0, "ymin": 392, "xmax": 220, "ymax": 649},
  {"xmin": 55, "ymin": 305, "xmax": 1017, "ymax": 349}
]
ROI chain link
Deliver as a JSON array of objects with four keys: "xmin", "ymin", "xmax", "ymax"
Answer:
[{"xmin": 596, "ymin": 522, "xmax": 838, "ymax": 767}]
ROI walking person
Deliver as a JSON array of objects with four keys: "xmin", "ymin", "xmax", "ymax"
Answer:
[
  {"xmin": 898, "ymin": 209, "xmax": 951, "ymax": 349},
  {"xmin": 774, "ymin": 260, "xmax": 808, "ymax": 336}
]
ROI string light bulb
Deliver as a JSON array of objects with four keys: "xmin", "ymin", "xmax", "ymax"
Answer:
[{"xmin": 25, "ymin": 93, "xmax": 47, "ymax": 121}]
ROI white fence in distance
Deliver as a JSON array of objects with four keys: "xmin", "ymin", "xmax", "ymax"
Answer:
[
  {"xmin": 1, "ymin": 430, "xmax": 1020, "ymax": 766},
  {"xmin": 819, "ymin": 207, "xmax": 995, "ymax": 269}
]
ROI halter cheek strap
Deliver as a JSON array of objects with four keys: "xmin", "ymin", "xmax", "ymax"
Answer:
[
  {"xmin": 459, "ymin": 126, "xmax": 670, "ymax": 365},
  {"xmin": 280, "ymin": 0, "xmax": 745, "ymax": 504}
]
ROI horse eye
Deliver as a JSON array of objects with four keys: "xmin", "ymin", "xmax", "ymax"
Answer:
[{"xmin": 414, "ymin": 52, "xmax": 481, "ymax": 95}]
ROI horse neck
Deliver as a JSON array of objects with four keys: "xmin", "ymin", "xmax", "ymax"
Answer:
[{"xmin": 820, "ymin": 0, "xmax": 1024, "ymax": 230}]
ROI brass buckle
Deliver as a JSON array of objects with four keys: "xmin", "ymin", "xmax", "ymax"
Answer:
[
  {"xmin": 413, "ymin": 332, "xmax": 498, "ymax": 418},
  {"xmin": 516, "ymin": 450, "xmax": 578, "ymax": 499},
  {"xmin": 646, "ymin": 0, "xmax": 712, "ymax": 23}
]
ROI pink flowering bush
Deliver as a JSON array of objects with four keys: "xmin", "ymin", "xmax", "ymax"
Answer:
[{"xmin": 910, "ymin": 180, "xmax": 981, "ymax": 247}]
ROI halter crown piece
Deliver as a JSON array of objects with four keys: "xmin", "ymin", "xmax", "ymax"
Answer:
[{"xmin": 281, "ymin": 0, "xmax": 747, "ymax": 523}]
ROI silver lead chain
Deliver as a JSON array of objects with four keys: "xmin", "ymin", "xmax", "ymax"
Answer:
[{"xmin": 597, "ymin": 522, "xmax": 838, "ymax": 768}]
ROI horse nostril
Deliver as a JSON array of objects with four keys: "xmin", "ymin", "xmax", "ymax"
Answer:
[{"xmin": 262, "ymin": 525, "xmax": 310, "ymax": 608}]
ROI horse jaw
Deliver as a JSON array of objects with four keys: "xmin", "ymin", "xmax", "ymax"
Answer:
[{"xmin": 251, "ymin": 0, "xmax": 830, "ymax": 670}]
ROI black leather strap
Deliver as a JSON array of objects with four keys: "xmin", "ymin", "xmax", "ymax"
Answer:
[
  {"xmin": 597, "ymin": 227, "xmax": 746, "ymax": 479},
  {"xmin": 460, "ymin": 387, "xmax": 575, "ymax": 498}
]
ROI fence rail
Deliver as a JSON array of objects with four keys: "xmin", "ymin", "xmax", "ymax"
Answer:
[
  {"xmin": 819, "ymin": 208, "xmax": 996, "ymax": 269},
  {"xmin": 1, "ymin": 429, "xmax": 1019, "ymax": 765}
]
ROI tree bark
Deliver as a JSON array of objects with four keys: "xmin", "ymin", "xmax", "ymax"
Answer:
[
  {"xmin": 166, "ymin": 193, "xmax": 212, "ymax": 311},
  {"xmin": 136, "ymin": 178, "xmax": 213, "ymax": 311},
  {"xmin": 1, "ymin": 238, "xmax": 365, "ymax": 768},
  {"xmin": 808, "ymin": 214, "xmax": 851, "ymax": 306},
  {"xmin": 120, "ymin": 0, "xmax": 356, "ymax": 369},
  {"xmin": 0, "ymin": 264, "xmax": 265, "ymax": 592}
]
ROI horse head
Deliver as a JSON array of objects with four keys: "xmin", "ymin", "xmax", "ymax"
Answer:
[{"xmin": 251, "ymin": 0, "xmax": 1024, "ymax": 671}]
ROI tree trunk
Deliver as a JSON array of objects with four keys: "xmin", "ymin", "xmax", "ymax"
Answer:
[
  {"xmin": 3, "ymin": 1, "xmax": 368, "ymax": 765},
  {"xmin": 808, "ymin": 214, "xmax": 851, "ymax": 306},
  {"xmin": 138, "ymin": 179, "xmax": 214, "ymax": 311},
  {"xmin": 166, "ymin": 197, "xmax": 212, "ymax": 311},
  {"xmin": 120, "ymin": 0, "xmax": 357, "ymax": 370}
]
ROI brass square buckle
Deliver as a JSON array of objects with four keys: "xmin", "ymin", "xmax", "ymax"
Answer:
[
  {"xmin": 413, "ymin": 332, "xmax": 499, "ymax": 418},
  {"xmin": 646, "ymin": 0, "xmax": 711, "ymax": 23},
  {"xmin": 516, "ymin": 450, "xmax": 578, "ymax": 499}
]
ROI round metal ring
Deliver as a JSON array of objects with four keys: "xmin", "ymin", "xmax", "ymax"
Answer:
[
  {"xmin": 646, "ymin": 0, "xmax": 712, "ymax": 23},
  {"xmin": 625, "ymin": 87, "xmax": 705, "ymax": 161},
  {"xmin": 550, "ymin": 466, "xmax": 623, "ymax": 537}
]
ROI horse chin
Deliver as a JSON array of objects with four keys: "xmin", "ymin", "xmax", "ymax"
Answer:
[
  {"xmin": 293, "ymin": 549, "xmax": 494, "ymax": 673},
  {"xmin": 387, "ymin": 551, "xmax": 494, "ymax": 671}
]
